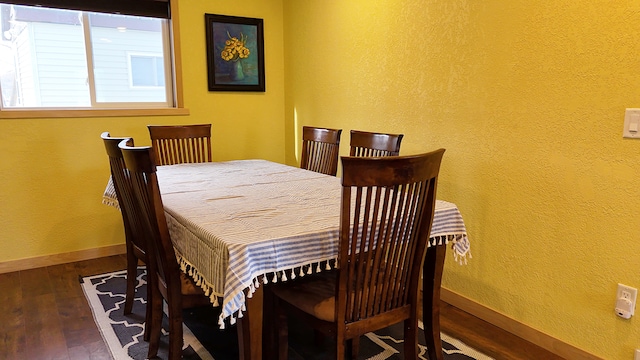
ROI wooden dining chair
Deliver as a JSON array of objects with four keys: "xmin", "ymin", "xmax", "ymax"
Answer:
[
  {"xmin": 349, "ymin": 129, "xmax": 404, "ymax": 157},
  {"xmin": 101, "ymin": 132, "xmax": 153, "ymax": 341},
  {"xmin": 147, "ymin": 124, "xmax": 212, "ymax": 165},
  {"xmin": 119, "ymin": 142, "xmax": 211, "ymax": 360},
  {"xmin": 267, "ymin": 148, "xmax": 446, "ymax": 360},
  {"xmin": 300, "ymin": 126, "xmax": 343, "ymax": 176}
]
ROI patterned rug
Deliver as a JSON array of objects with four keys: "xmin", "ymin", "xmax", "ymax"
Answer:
[{"xmin": 81, "ymin": 269, "xmax": 493, "ymax": 360}]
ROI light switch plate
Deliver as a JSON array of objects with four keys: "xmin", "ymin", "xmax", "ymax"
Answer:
[{"xmin": 623, "ymin": 108, "xmax": 640, "ymax": 139}]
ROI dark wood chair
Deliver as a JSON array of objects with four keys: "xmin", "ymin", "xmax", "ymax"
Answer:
[
  {"xmin": 119, "ymin": 142, "xmax": 211, "ymax": 360},
  {"xmin": 147, "ymin": 124, "xmax": 212, "ymax": 165},
  {"xmin": 267, "ymin": 148, "xmax": 446, "ymax": 360},
  {"xmin": 101, "ymin": 132, "xmax": 152, "ymax": 340},
  {"xmin": 349, "ymin": 130, "xmax": 404, "ymax": 157},
  {"xmin": 300, "ymin": 126, "xmax": 343, "ymax": 176}
]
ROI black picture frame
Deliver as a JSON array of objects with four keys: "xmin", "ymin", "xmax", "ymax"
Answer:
[{"xmin": 205, "ymin": 14, "xmax": 265, "ymax": 92}]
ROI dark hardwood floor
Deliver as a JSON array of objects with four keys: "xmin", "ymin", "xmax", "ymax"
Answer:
[{"xmin": 0, "ymin": 255, "xmax": 563, "ymax": 360}]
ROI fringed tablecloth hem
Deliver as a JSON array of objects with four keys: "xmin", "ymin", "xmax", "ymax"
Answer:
[
  {"xmin": 217, "ymin": 258, "xmax": 340, "ymax": 329},
  {"xmin": 102, "ymin": 196, "xmax": 120, "ymax": 210},
  {"xmin": 258, "ymin": 259, "xmax": 339, "ymax": 287},
  {"xmin": 449, "ymin": 234, "xmax": 472, "ymax": 265},
  {"xmin": 176, "ymin": 254, "xmax": 223, "ymax": 306}
]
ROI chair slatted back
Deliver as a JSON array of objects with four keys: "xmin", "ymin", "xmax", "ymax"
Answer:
[
  {"xmin": 349, "ymin": 130, "xmax": 404, "ymax": 157},
  {"xmin": 101, "ymin": 133, "xmax": 148, "ymax": 258},
  {"xmin": 337, "ymin": 149, "xmax": 445, "ymax": 327},
  {"xmin": 148, "ymin": 124, "xmax": 212, "ymax": 165},
  {"xmin": 300, "ymin": 126, "xmax": 342, "ymax": 176},
  {"xmin": 119, "ymin": 143, "xmax": 210, "ymax": 360},
  {"xmin": 119, "ymin": 143, "xmax": 181, "ymax": 302}
]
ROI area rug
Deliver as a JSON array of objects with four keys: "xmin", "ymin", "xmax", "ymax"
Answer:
[{"xmin": 81, "ymin": 269, "xmax": 494, "ymax": 360}]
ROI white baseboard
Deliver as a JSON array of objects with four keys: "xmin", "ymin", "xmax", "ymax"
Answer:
[
  {"xmin": 441, "ymin": 287, "xmax": 602, "ymax": 360},
  {"xmin": 0, "ymin": 244, "xmax": 126, "ymax": 274}
]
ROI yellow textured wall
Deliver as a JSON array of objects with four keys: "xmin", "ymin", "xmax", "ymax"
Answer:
[
  {"xmin": 283, "ymin": 1, "xmax": 640, "ymax": 358},
  {"xmin": 0, "ymin": 1, "xmax": 285, "ymax": 263}
]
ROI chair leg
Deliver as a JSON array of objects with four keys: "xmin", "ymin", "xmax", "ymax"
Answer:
[
  {"xmin": 147, "ymin": 285, "xmax": 163, "ymax": 359},
  {"xmin": 124, "ymin": 249, "xmax": 137, "ymax": 315},
  {"xmin": 349, "ymin": 337, "xmax": 360, "ymax": 359},
  {"xmin": 143, "ymin": 267, "xmax": 151, "ymax": 341},
  {"xmin": 423, "ymin": 245, "xmax": 446, "ymax": 360},
  {"xmin": 336, "ymin": 338, "xmax": 345, "ymax": 360},
  {"xmin": 168, "ymin": 300, "xmax": 184, "ymax": 360},
  {"xmin": 404, "ymin": 318, "xmax": 418, "ymax": 359}
]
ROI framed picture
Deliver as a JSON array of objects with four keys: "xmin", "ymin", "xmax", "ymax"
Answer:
[{"xmin": 205, "ymin": 14, "xmax": 265, "ymax": 92}]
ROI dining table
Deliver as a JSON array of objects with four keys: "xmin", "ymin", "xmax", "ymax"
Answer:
[{"xmin": 103, "ymin": 159, "xmax": 471, "ymax": 359}]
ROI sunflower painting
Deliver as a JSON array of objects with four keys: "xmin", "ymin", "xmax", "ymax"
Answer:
[{"xmin": 205, "ymin": 14, "xmax": 265, "ymax": 92}]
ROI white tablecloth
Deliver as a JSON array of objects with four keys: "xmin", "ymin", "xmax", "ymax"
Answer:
[{"xmin": 103, "ymin": 159, "xmax": 471, "ymax": 328}]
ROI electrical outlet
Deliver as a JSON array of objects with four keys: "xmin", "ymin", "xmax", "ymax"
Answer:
[
  {"xmin": 618, "ymin": 284, "xmax": 637, "ymax": 302},
  {"xmin": 635, "ymin": 349, "xmax": 640, "ymax": 360},
  {"xmin": 615, "ymin": 283, "xmax": 637, "ymax": 319}
]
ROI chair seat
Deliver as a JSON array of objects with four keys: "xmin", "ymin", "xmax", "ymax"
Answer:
[
  {"xmin": 271, "ymin": 273, "xmax": 336, "ymax": 322},
  {"xmin": 179, "ymin": 272, "xmax": 211, "ymax": 309},
  {"xmin": 180, "ymin": 271, "xmax": 205, "ymax": 295}
]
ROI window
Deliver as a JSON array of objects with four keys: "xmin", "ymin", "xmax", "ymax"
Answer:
[{"xmin": 0, "ymin": 1, "xmax": 178, "ymax": 111}]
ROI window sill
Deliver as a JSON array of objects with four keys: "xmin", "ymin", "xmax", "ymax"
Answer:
[{"xmin": 0, "ymin": 107, "xmax": 190, "ymax": 119}]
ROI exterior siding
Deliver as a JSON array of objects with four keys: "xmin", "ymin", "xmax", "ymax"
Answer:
[
  {"xmin": 14, "ymin": 25, "xmax": 36, "ymax": 106},
  {"xmin": 31, "ymin": 22, "xmax": 89, "ymax": 107},
  {"xmin": 91, "ymin": 27, "xmax": 166, "ymax": 103}
]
